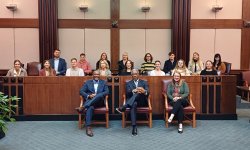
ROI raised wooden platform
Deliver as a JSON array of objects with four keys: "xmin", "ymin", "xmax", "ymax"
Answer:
[{"xmin": 0, "ymin": 76, "xmax": 237, "ymax": 119}]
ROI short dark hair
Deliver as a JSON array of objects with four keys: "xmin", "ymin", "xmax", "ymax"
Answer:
[
  {"xmin": 14, "ymin": 59, "xmax": 21, "ymax": 65},
  {"xmin": 80, "ymin": 53, "xmax": 85, "ymax": 57},
  {"xmin": 155, "ymin": 60, "xmax": 161, "ymax": 64},
  {"xmin": 54, "ymin": 49, "xmax": 60, "ymax": 52},
  {"xmin": 71, "ymin": 58, "xmax": 77, "ymax": 62},
  {"xmin": 168, "ymin": 52, "xmax": 175, "ymax": 56}
]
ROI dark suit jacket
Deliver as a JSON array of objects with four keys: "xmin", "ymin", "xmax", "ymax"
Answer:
[
  {"xmin": 163, "ymin": 59, "xmax": 177, "ymax": 74},
  {"xmin": 80, "ymin": 79, "xmax": 109, "ymax": 101},
  {"xmin": 49, "ymin": 58, "xmax": 67, "ymax": 76},
  {"xmin": 126, "ymin": 79, "xmax": 149, "ymax": 106},
  {"xmin": 118, "ymin": 60, "xmax": 125, "ymax": 75}
]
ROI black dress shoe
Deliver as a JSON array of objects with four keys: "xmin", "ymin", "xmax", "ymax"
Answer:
[
  {"xmin": 178, "ymin": 128, "xmax": 183, "ymax": 134},
  {"xmin": 75, "ymin": 107, "xmax": 84, "ymax": 113},
  {"xmin": 116, "ymin": 106, "xmax": 126, "ymax": 113},
  {"xmin": 86, "ymin": 126, "xmax": 94, "ymax": 137},
  {"xmin": 132, "ymin": 127, "xmax": 137, "ymax": 136}
]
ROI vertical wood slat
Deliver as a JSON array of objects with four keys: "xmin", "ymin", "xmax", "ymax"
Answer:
[
  {"xmin": 241, "ymin": 0, "xmax": 250, "ymax": 69},
  {"xmin": 38, "ymin": 0, "xmax": 58, "ymax": 63},
  {"xmin": 172, "ymin": 0, "xmax": 191, "ymax": 64},
  {"xmin": 110, "ymin": 0, "xmax": 120, "ymax": 72}
]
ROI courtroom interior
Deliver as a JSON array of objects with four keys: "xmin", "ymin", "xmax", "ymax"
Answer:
[{"xmin": 0, "ymin": 0, "xmax": 250, "ymax": 149}]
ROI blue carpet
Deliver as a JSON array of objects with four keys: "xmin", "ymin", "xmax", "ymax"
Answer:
[{"xmin": 1, "ymin": 115, "xmax": 250, "ymax": 150}]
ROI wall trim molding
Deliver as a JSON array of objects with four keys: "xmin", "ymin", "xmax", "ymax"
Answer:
[
  {"xmin": 58, "ymin": 19, "xmax": 111, "ymax": 29},
  {"xmin": 191, "ymin": 19, "xmax": 243, "ymax": 29},
  {"xmin": 0, "ymin": 18, "xmax": 39, "ymax": 28}
]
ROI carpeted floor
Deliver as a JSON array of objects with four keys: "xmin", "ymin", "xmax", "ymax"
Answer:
[{"xmin": 0, "ymin": 108, "xmax": 250, "ymax": 150}]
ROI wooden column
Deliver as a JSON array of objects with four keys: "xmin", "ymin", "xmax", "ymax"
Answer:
[
  {"xmin": 110, "ymin": 0, "xmax": 120, "ymax": 72},
  {"xmin": 241, "ymin": 0, "xmax": 250, "ymax": 69},
  {"xmin": 172, "ymin": 0, "xmax": 191, "ymax": 63},
  {"xmin": 38, "ymin": 0, "xmax": 58, "ymax": 62}
]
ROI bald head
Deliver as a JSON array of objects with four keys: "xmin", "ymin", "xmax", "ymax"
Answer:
[
  {"xmin": 131, "ymin": 69, "xmax": 139, "ymax": 80},
  {"xmin": 93, "ymin": 70, "xmax": 100, "ymax": 81}
]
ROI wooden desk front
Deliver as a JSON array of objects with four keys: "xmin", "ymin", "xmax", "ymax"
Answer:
[{"xmin": 0, "ymin": 76, "xmax": 236, "ymax": 117}]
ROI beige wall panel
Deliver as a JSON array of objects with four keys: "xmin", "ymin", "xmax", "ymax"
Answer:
[
  {"xmin": 190, "ymin": 29, "xmax": 215, "ymax": 64},
  {"xmin": 84, "ymin": 0, "xmax": 110, "ymax": 19},
  {"xmin": 120, "ymin": 0, "xmax": 146, "ymax": 19},
  {"xmin": 58, "ymin": 0, "xmax": 110, "ymax": 19},
  {"xmin": 215, "ymin": 29, "xmax": 241, "ymax": 69},
  {"xmin": 15, "ymin": 29, "xmax": 39, "ymax": 68},
  {"xmin": 120, "ymin": 29, "xmax": 145, "ymax": 69},
  {"xmin": 146, "ymin": 29, "xmax": 171, "ymax": 69},
  {"xmin": 146, "ymin": 0, "xmax": 172, "ymax": 19},
  {"xmin": 13, "ymin": 0, "xmax": 38, "ymax": 18},
  {"xmin": 0, "ymin": 29, "xmax": 14, "ymax": 69},
  {"xmin": 58, "ymin": 0, "xmax": 84, "ymax": 19},
  {"xmin": 215, "ymin": 0, "xmax": 242, "ymax": 19},
  {"xmin": 59, "ymin": 29, "xmax": 84, "ymax": 67},
  {"xmin": 0, "ymin": 0, "xmax": 14, "ymax": 18},
  {"xmin": 85, "ymin": 29, "xmax": 110, "ymax": 69},
  {"xmin": 191, "ymin": 0, "xmax": 215, "ymax": 19}
]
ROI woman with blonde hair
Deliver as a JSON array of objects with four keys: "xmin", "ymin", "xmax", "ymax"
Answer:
[
  {"xmin": 39, "ymin": 60, "xmax": 56, "ymax": 76},
  {"xmin": 167, "ymin": 72, "xmax": 190, "ymax": 133},
  {"xmin": 97, "ymin": 60, "xmax": 111, "ymax": 76},
  {"xmin": 171, "ymin": 59, "xmax": 191, "ymax": 76},
  {"xmin": 188, "ymin": 52, "xmax": 204, "ymax": 75},
  {"xmin": 96, "ymin": 52, "xmax": 111, "ymax": 70}
]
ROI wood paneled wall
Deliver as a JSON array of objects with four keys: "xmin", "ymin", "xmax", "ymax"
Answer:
[{"xmin": 1, "ymin": 0, "xmax": 250, "ymax": 70}]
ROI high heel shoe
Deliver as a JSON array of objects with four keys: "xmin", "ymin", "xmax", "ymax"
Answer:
[{"xmin": 178, "ymin": 128, "xmax": 183, "ymax": 134}]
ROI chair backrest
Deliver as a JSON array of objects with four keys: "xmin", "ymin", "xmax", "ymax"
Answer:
[
  {"xmin": 162, "ymin": 79, "xmax": 172, "ymax": 93},
  {"xmin": 27, "ymin": 62, "xmax": 42, "ymax": 76},
  {"xmin": 224, "ymin": 62, "xmax": 232, "ymax": 75},
  {"xmin": 242, "ymin": 71, "xmax": 250, "ymax": 86}
]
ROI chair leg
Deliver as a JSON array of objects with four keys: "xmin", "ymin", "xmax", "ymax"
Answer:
[
  {"xmin": 78, "ymin": 114, "xmax": 82, "ymax": 129},
  {"xmin": 149, "ymin": 112, "xmax": 152, "ymax": 128},
  {"xmin": 192, "ymin": 112, "xmax": 196, "ymax": 128},
  {"xmin": 122, "ymin": 112, "xmax": 125, "ymax": 128},
  {"xmin": 106, "ymin": 112, "xmax": 109, "ymax": 128},
  {"xmin": 165, "ymin": 112, "xmax": 169, "ymax": 128}
]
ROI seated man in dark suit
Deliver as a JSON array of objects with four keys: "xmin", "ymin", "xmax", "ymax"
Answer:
[
  {"xmin": 116, "ymin": 69, "xmax": 149, "ymax": 136},
  {"xmin": 78, "ymin": 70, "xmax": 109, "ymax": 137},
  {"xmin": 49, "ymin": 49, "xmax": 67, "ymax": 76}
]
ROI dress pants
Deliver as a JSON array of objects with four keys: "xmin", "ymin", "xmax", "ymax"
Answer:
[
  {"xmin": 84, "ymin": 93, "xmax": 104, "ymax": 126},
  {"xmin": 170, "ymin": 98, "xmax": 188, "ymax": 124},
  {"xmin": 125, "ymin": 94, "xmax": 147, "ymax": 126}
]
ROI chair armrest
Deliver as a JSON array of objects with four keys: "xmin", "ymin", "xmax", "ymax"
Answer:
[
  {"xmin": 80, "ymin": 96, "xmax": 84, "ymax": 107},
  {"xmin": 148, "ymin": 95, "xmax": 152, "ymax": 110},
  {"xmin": 105, "ymin": 95, "xmax": 109, "ymax": 110},
  {"xmin": 189, "ymin": 94, "xmax": 195, "ymax": 109},
  {"xmin": 162, "ymin": 92, "xmax": 169, "ymax": 109},
  {"xmin": 122, "ymin": 94, "xmax": 126, "ymax": 105}
]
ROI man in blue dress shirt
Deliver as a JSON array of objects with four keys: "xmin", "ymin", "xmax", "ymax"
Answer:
[{"xmin": 49, "ymin": 49, "xmax": 67, "ymax": 76}]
